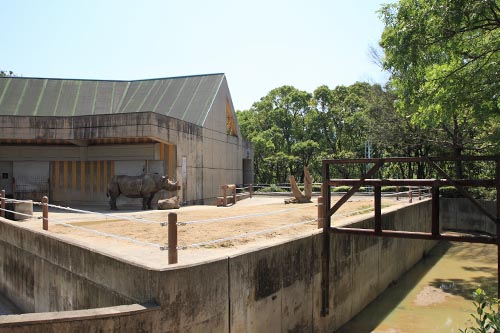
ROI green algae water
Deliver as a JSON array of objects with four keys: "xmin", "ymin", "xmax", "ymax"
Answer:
[{"xmin": 336, "ymin": 241, "xmax": 498, "ymax": 333}]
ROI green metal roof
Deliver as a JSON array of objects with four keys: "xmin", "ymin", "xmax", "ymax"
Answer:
[{"xmin": 0, "ymin": 73, "xmax": 225, "ymax": 127}]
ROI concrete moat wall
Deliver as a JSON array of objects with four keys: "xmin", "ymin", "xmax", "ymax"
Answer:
[{"xmin": 0, "ymin": 200, "xmax": 438, "ymax": 332}]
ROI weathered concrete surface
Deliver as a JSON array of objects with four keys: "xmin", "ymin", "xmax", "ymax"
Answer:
[
  {"xmin": 0, "ymin": 199, "xmax": 457, "ymax": 332},
  {"xmin": 0, "ymin": 292, "xmax": 20, "ymax": 315},
  {"xmin": 0, "ymin": 110, "xmax": 253, "ymax": 206},
  {"xmin": 228, "ymin": 200, "xmax": 436, "ymax": 332},
  {"xmin": 0, "ymin": 303, "xmax": 159, "ymax": 333},
  {"xmin": 440, "ymin": 198, "xmax": 496, "ymax": 235}
]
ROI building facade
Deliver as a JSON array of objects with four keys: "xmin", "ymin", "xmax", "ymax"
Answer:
[{"xmin": 0, "ymin": 74, "xmax": 253, "ymax": 206}]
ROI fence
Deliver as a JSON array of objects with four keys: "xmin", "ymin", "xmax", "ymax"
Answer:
[
  {"xmin": 1, "ymin": 188, "xmax": 420, "ymax": 266},
  {"xmin": 13, "ymin": 176, "xmax": 49, "ymax": 200}
]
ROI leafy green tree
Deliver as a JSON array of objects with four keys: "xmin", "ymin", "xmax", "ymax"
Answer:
[
  {"xmin": 379, "ymin": 0, "xmax": 500, "ymax": 176},
  {"xmin": 237, "ymin": 86, "xmax": 314, "ymax": 183},
  {"xmin": 0, "ymin": 70, "xmax": 15, "ymax": 77}
]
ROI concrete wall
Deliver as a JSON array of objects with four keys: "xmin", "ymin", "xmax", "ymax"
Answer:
[
  {"xmin": 0, "ymin": 200, "xmax": 440, "ymax": 332},
  {"xmin": 0, "ymin": 198, "xmax": 433, "ymax": 332},
  {"xmin": 0, "ymin": 303, "xmax": 160, "ymax": 333},
  {"xmin": 440, "ymin": 198, "xmax": 497, "ymax": 235},
  {"xmin": 0, "ymin": 111, "xmax": 253, "ymax": 206},
  {"xmin": 201, "ymin": 77, "xmax": 254, "ymax": 203}
]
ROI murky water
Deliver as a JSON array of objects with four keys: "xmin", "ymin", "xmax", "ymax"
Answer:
[{"xmin": 335, "ymin": 241, "xmax": 498, "ymax": 333}]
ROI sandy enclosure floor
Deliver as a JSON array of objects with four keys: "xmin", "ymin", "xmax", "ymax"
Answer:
[{"xmin": 13, "ymin": 195, "xmax": 408, "ymax": 268}]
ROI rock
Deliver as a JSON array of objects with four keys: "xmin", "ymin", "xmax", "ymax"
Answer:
[{"xmin": 157, "ymin": 196, "xmax": 180, "ymax": 210}]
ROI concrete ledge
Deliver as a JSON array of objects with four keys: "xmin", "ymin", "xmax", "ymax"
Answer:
[{"xmin": 0, "ymin": 302, "xmax": 159, "ymax": 331}]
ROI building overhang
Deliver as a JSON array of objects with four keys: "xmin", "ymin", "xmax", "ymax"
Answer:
[{"xmin": 0, "ymin": 112, "xmax": 202, "ymax": 146}]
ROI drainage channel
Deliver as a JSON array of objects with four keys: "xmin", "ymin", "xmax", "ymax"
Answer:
[{"xmin": 335, "ymin": 241, "xmax": 498, "ymax": 333}]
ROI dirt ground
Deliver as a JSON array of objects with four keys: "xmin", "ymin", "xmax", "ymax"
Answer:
[{"xmin": 13, "ymin": 195, "xmax": 408, "ymax": 268}]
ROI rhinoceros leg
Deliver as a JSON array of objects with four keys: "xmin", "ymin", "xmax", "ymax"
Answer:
[
  {"xmin": 109, "ymin": 195, "xmax": 118, "ymax": 210},
  {"xmin": 146, "ymin": 193, "xmax": 155, "ymax": 210},
  {"xmin": 142, "ymin": 196, "xmax": 148, "ymax": 210}
]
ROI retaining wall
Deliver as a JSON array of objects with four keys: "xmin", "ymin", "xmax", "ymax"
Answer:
[
  {"xmin": 0, "ymin": 200, "xmax": 440, "ymax": 332},
  {"xmin": 440, "ymin": 198, "xmax": 496, "ymax": 235}
]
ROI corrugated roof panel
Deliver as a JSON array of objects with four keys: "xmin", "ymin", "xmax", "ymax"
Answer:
[
  {"xmin": 118, "ymin": 82, "xmax": 142, "ymax": 114},
  {"xmin": 127, "ymin": 80, "xmax": 156, "ymax": 113},
  {"xmin": 74, "ymin": 81, "xmax": 98, "ymax": 116},
  {"xmin": 168, "ymin": 77, "xmax": 201, "ymax": 122},
  {"xmin": 55, "ymin": 80, "xmax": 79, "ymax": 116},
  {"xmin": 139, "ymin": 80, "xmax": 164, "ymax": 112},
  {"xmin": 191, "ymin": 75, "xmax": 223, "ymax": 125},
  {"xmin": 37, "ymin": 80, "xmax": 62, "ymax": 116},
  {"xmin": 17, "ymin": 79, "xmax": 44, "ymax": 116},
  {"xmin": 94, "ymin": 81, "xmax": 114, "ymax": 115},
  {"xmin": 154, "ymin": 78, "xmax": 185, "ymax": 116},
  {"xmin": 0, "ymin": 74, "xmax": 227, "ymax": 127},
  {"xmin": 111, "ymin": 82, "xmax": 128, "ymax": 114},
  {"xmin": 0, "ymin": 78, "xmax": 11, "ymax": 108},
  {"xmin": 180, "ymin": 77, "xmax": 205, "ymax": 122},
  {"xmin": 0, "ymin": 78, "xmax": 25, "ymax": 115}
]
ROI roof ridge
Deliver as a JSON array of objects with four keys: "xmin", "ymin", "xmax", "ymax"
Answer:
[{"xmin": 0, "ymin": 73, "xmax": 225, "ymax": 83}]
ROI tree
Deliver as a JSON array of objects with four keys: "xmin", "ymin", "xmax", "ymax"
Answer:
[
  {"xmin": 237, "ymin": 86, "xmax": 313, "ymax": 183},
  {"xmin": 0, "ymin": 70, "xmax": 15, "ymax": 77},
  {"xmin": 379, "ymin": 0, "xmax": 500, "ymax": 176}
]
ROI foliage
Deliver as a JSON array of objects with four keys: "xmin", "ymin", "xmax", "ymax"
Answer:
[
  {"xmin": 237, "ymin": 83, "xmax": 420, "ymax": 183},
  {"xmin": 380, "ymin": 186, "xmax": 409, "ymax": 193},
  {"xmin": 256, "ymin": 184, "xmax": 288, "ymax": 193},
  {"xmin": 332, "ymin": 186, "xmax": 352, "ymax": 193},
  {"xmin": 440, "ymin": 186, "xmax": 496, "ymax": 200},
  {"xmin": 460, "ymin": 288, "xmax": 500, "ymax": 333},
  {"xmin": 237, "ymin": 0, "xmax": 500, "ymax": 183},
  {"xmin": 378, "ymin": 0, "xmax": 500, "ymax": 176},
  {"xmin": 0, "ymin": 70, "xmax": 15, "ymax": 77}
]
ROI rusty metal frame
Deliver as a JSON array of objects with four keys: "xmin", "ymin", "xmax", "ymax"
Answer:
[{"xmin": 320, "ymin": 156, "xmax": 500, "ymax": 316}]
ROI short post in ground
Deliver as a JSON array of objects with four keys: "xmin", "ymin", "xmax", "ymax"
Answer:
[
  {"xmin": 317, "ymin": 195, "xmax": 324, "ymax": 228},
  {"xmin": 42, "ymin": 196, "xmax": 49, "ymax": 230},
  {"xmin": 1, "ymin": 190, "xmax": 5, "ymax": 218},
  {"xmin": 168, "ymin": 212, "xmax": 178, "ymax": 264}
]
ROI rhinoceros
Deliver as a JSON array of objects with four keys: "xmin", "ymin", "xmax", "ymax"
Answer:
[{"xmin": 107, "ymin": 173, "xmax": 179, "ymax": 210}]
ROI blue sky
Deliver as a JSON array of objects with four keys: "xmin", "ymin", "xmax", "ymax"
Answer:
[{"xmin": 1, "ymin": 0, "xmax": 391, "ymax": 110}]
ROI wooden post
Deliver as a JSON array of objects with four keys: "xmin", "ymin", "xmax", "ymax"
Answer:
[
  {"xmin": 321, "ymin": 161, "xmax": 330, "ymax": 317},
  {"xmin": 42, "ymin": 196, "xmax": 49, "ymax": 231},
  {"xmin": 232, "ymin": 185, "xmax": 237, "ymax": 205},
  {"xmin": 1, "ymin": 190, "xmax": 5, "ymax": 218},
  {"xmin": 374, "ymin": 186, "xmax": 382, "ymax": 234},
  {"xmin": 431, "ymin": 183, "xmax": 440, "ymax": 237},
  {"xmin": 396, "ymin": 186, "xmax": 399, "ymax": 201},
  {"xmin": 249, "ymin": 184, "xmax": 253, "ymax": 198},
  {"xmin": 409, "ymin": 186, "xmax": 413, "ymax": 203},
  {"xmin": 222, "ymin": 185, "xmax": 227, "ymax": 206},
  {"xmin": 12, "ymin": 177, "xmax": 16, "ymax": 199},
  {"xmin": 317, "ymin": 196, "xmax": 324, "ymax": 229},
  {"xmin": 168, "ymin": 212, "xmax": 178, "ymax": 264},
  {"xmin": 418, "ymin": 186, "xmax": 422, "ymax": 200}
]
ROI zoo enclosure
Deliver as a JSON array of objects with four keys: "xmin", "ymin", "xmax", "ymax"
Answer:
[{"xmin": 320, "ymin": 156, "xmax": 500, "ymax": 316}]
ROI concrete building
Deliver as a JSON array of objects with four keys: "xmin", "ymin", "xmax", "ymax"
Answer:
[{"xmin": 0, "ymin": 74, "xmax": 253, "ymax": 206}]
